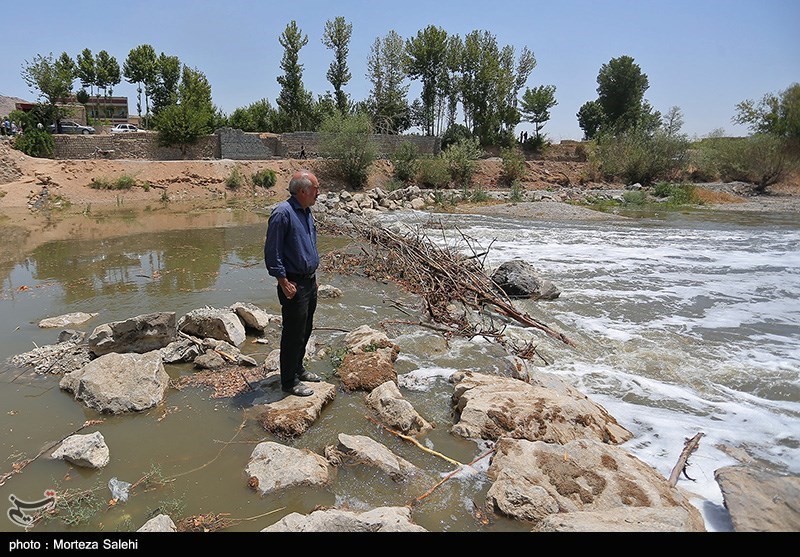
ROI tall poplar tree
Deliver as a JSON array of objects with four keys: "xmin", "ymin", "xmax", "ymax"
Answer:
[
  {"xmin": 123, "ymin": 44, "xmax": 158, "ymax": 125},
  {"xmin": 276, "ymin": 20, "xmax": 313, "ymax": 132},
  {"xmin": 366, "ymin": 30, "xmax": 410, "ymax": 134},
  {"xmin": 405, "ymin": 25, "xmax": 449, "ymax": 136},
  {"xmin": 322, "ymin": 16, "xmax": 353, "ymax": 115}
]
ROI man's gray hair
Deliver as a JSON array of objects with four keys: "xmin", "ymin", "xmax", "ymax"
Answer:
[{"xmin": 288, "ymin": 172, "xmax": 316, "ymax": 195}]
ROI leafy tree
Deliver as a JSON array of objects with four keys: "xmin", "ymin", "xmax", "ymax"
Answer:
[
  {"xmin": 21, "ymin": 52, "xmax": 76, "ymax": 129},
  {"xmin": 391, "ymin": 142, "xmax": 421, "ymax": 183},
  {"xmin": 179, "ymin": 66, "xmax": 215, "ymax": 130},
  {"xmin": 577, "ymin": 100, "xmax": 604, "ymax": 140},
  {"xmin": 318, "ymin": 112, "xmax": 376, "ymax": 188},
  {"xmin": 405, "ymin": 25, "xmax": 449, "ymax": 136},
  {"xmin": 662, "ymin": 106, "xmax": 685, "ymax": 137},
  {"xmin": 596, "ymin": 55, "xmax": 651, "ymax": 132},
  {"xmin": 94, "ymin": 50, "xmax": 120, "ymax": 120},
  {"xmin": 520, "ymin": 84, "xmax": 557, "ymax": 140},
  {"xmin": 13, "ymin": 128, "xmax": 54, "ymax": 158},
  {"xmin": 276, "ymin": 20, "xmax": 314, "ymax": 132},
  {"xmin": 457, "ymin": 30, "xmax": 535, "ymax": 146},
  {"xmin": 123, "ymin": 44, "xmax": 158, "ymax": 126},
  {"xmin": 734, "ymin": 83, "xmax": 800, "ymax": 142},
  {"xmin": 154, "ymin": 103, "xmax": 209, "ymax": 158},
  {"xmin": 229, "ymin": 98, "xmax": 278, "ymax": 131},
  {"xmin": 150, "ymin": 54, "xmax": 181, "ymax": 115},
  {"xmin": 443, "ymin": 136, "xmax": 484, "ymax": 189},
  {"xmin": 322, "ymin": 16, "xmax": 353, "ymax": 115},
  {"xmin": 366, "ymin": 30, "xmax": 410, "ymax": 134},
  {"xmin": 75, "ymin": 49, "xmax": 96, "ymax": 99}
]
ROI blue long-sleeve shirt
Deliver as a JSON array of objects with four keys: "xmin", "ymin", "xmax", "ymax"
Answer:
[{"xmin": 264, "ymin": 196, "xmax": 319, "ymax": 278}]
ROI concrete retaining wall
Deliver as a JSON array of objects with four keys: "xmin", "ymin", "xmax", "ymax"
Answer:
[{"xmin": 52, "ymin": 133, "xmax": 216, "ymax": 160}]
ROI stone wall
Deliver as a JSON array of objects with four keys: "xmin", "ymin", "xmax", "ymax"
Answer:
[
  {"xmin": 278, "ymin": 132, "xmax": 440, "ymax": 159},
  {"xmin": 52, "ymin": 133, "xmax": 217, "ymax": 160},
  {"xmin": 216, "ymin": 127, "xmax": 280, "ymax": 160}
]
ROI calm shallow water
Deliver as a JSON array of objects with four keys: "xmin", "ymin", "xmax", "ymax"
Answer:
[{"xmin": 1, "ymin": 203, "xmax": 798, "ymax": 533}]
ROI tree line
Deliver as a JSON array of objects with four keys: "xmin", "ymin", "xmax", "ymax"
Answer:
[{"xmin": 10, "ymin": 17, "xmax": 799, "ymax": 191}]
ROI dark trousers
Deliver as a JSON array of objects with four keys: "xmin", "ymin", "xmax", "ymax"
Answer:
[{"xmin": 277, "ymin": 276, "xmax": 317, "ymax": 390}]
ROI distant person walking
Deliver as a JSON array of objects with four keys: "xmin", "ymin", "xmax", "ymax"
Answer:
[{"xmin": 264, "ymin": 170, "xmax": 322, "ymax": 397}]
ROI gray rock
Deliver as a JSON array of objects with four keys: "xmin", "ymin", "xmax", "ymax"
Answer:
[
  {"xmin": 61, "ymin": 351, "xmax": 170, "ymax": 413},
  {"xmin": 230, "ymin": 301, "xmax": 274, "ymax": 332},
  {"xmin": 87, "ymin": 312, "xmax": 177, "ymax": 356},
  {"xmin": 262, "ymin": 506, "xmax": 427, "ymax": 532},
  {"xmin": 331, "ymin": 433, "xmax": 423, "ymax": 482},
  {"xmin": 51, "ymin": 431, "xmax": 109, "ymax": 469},
  {"xmin": 38, "ymin": 312, "xmax": 99, "ymax": 328},
  {"xmin": 486, "ymin": 437, "xmax": 705, "ymax": 531},
  {"xmin": 450, "ymin": 371, "xmax": 632, "ymax": 444},
  {"xmin": 245, "ymin": 441, "xmax": 332, "ymax": 496},
  {"xmin": 490, "ymin": 259, "xmax": 560, "ymax": 300},
  {"xmin": 365, "ymin": 381, "xmax": 432, "ymax": 437},
  {"xmin": 137, "ymin": 514, "xmax": 177, "ymax": 532},
  {"xmin": 178, "ymin": 307, "xmax": 246, "ymax": 346},
  {"xmin": 715, "ymin": 465, "xmax": 800, "ymax": 532}
]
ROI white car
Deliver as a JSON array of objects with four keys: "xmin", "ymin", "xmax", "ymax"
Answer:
[{"xmin": 110, "ymin": 123, "xmax": 144, "ymax": 134}]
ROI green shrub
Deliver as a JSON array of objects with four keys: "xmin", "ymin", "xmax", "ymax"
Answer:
[
  {"xmin": 622, "ymin": 190, "xmax": 648, "ymax": 205},
  {"xmin": 440, "ymin": 123, "xmax": 471, "ymax": 151},
  {"xmin": 691, "ymin": 134, "xmax": 798, "ymax": 193},
  {"xmin": 226, "ymin": 166, "xmax": 245, "ymax": 189},
  {"xmin": 252, "ymin": 168, "xmax": 277, "ymax": 188},
  {"xmin": 500, "ymin": 146, "xmax": 527, "ymax": 185},
  {"xmin": 591, "ymin": 128, "xmax": 690, "ymax": 185},
  {"xmin": 443, "ymin": 137, "xmax": 483, "ymax": 189},
  {"xmin": 652, "ymin": 182, "xmax": 696, "ymax": 205},
  {"xmin": 391, "ymin": 142, "xmax": 421, "ymax": 183},
  {"xmin": 509, "ymin": 182, "xmax": 525, "ymax": 202},
  {"xmin": 89, "ymin": 175, "xmax": 135, "ymax": 190},
  {"xmin": 469, "ymin": 188, "xmax": 490, "ymax": 202},
  {"xmin": 418, "ymin": 156, "xmax": 450, "ymax": 189},
  {"xmin": 318, "ymin": 112, "xmax": 376, "ymax": 189},
  {"xmin": 12, "ymin": 129, "xmax": 53, "ymax": 158}
]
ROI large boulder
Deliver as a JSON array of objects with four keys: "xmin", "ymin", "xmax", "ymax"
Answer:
[
  {"xmin": 487, "ymin": 437, "xmax": 705, "ymax": 531},
  {"xmin": 255, "ymin": 381, "xmax": 337, "ymax": 438},
  {"xmin": 245, "ymin": 441, "xmax": 333, "ymax": 496},
  {"xmin": 51, "ymin": 431, "xmax": 110, "ymax": 469},
  {"xmin": 230, "ymin": 302, "xmax": 275, "ymax": 332},
  {"xmin": 365, "ymin": 381, "xmax": 433, "ymax": 437},
  {"xmin": 38, "ymin": 312, "xmax": 98, "ymax": 328},
  {"xmin": 337, "ymin": 348, "xmax": 398, "ymax": 392},
  {"xmin": 715, "ymin": 465, "xmax": 800, "ymax": 532},
  {"xmin": 60, "ymin": 351, "xmax": 170, "ymax": 413},
  {"xmin": 490, "ymin": 259, "xmax": 560, "ymax": 300},
  {"xmin": 262, "ymin": 506, "xmax": 426, "ymax": 532},
  {"xmin": 178, "ymin": 307, "xmax": 246, "ymax": 346},
  {"xmin": 450, "ymin": 371, "xmax": 632, "ymax": 444},
  {"xmin": 87, "ymin": 312, "xmax": 177, "ymax": 356},
  {"xmin": 137, "ymin": 514, "xmax": 177, "ymax": 532},
  {"xmin": 344, "ymin": 325, "xmax": 399, "ymax": 353},
  {"xmin": 327, "ymin": 433, "xmax": 424, "ymax": 483}
]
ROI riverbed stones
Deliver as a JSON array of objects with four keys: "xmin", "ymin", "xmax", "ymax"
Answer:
[
  {"xmin": 715, "ymin": 465, "xmax": 800, "ymax": 532},
  {"xmin": 51, "ymin": 431, "xmax": 110, "ymax": 469},
  {"xmin": 490, "ymin": 259, "xmax": 561, "ymax": 300},
  {"xmin": 255, "ymin": 381, "xmax": 337, "ymax": 438},
  {"xmin": 137, "ymin": 514, "xmax": 178, "ymax": 532},
  {"xmin": 178, "ymin": 307, "xmax": 246, "ymax": 346},
  {"xmin": 261, "ymin": 506, "xmax": 427, "ymax": 532},
  {"xmin": 450, "ymin": 371, "xmax": 633, "ymax": 444},
  {"xmin": 486, "ymin": 437, "xmax": 706, "ymax": 531},
  {"xmin": 87, "ymin": 312, "xmax": 177, "ymax": 356},
  {"xmin": 327, "ymin": 433, "xmax": 424, "ymax": 483},
  {"xmin": 38, "ymin": 312, "xmax": 99, "ymax": 328},
  {"xmin": 245, "ymin": 441, "xmax": 333, "ymax": 496},
  {"xmin": 365, "ymin": 380, "xmax": 433, "ymax": 437},
  {"xmin": 230, "ymin": 301, "xmax": 274, "ymax": 332},
  {"xmin": 60, "ymin": 351, "xmax": 170, "ymax": 413},
  {"xmin": 337, "ymin": 347, "xmax": 398, "ymax": 391}
]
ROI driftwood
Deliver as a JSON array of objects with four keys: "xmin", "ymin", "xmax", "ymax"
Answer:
[
  {"xmin": 668, "ymin": 432, "xmax": 704, "ymax": 487},
  {"xmin": 319, "ymin": 215, "xmax": 575, "ymax": 352}
]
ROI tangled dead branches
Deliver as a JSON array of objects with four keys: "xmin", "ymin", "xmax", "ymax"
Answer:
[{"xmin": 318, "ymin": 214, "xmax": 575, "ymax": 351}]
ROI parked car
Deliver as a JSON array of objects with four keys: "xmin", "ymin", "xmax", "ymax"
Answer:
[
  {"xmin": 110, "ymin": 123, "xmax": 144, "ymax": 134},
  {"xmin": 47, "ymin": 120, "xmax": 96, "ymax": 135}
]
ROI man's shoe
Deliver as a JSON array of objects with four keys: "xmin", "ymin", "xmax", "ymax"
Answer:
[
  {"xmin": 298, "ymin": 370, "xmax": 322, "ymax": 382},
  {"xmin": 282, "ymin": 384, "xmax": 313, "ymax": 397}
]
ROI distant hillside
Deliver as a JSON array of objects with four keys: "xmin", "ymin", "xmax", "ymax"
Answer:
[{"xmin": 0, "ymin": 95, "xmax": 32, "ymax": 118}]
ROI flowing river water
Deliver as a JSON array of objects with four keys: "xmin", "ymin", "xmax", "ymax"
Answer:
[{"xmin": 0, "ymin": 200, "xmax": 798, "ymax": 533}]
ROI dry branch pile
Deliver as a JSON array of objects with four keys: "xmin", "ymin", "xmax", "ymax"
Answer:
[{"xmin": 318, "ymin": 215, "xmax": 574, "ymax": 354}]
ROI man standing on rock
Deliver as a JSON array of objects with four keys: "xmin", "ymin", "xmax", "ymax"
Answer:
[{"xmin": 264, "ymin": 169, "xmax": 323, "ymax": 397}]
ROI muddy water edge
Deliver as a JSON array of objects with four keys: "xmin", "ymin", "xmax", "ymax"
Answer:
[{"xmin": 0, "ymin": 200, "xmax": 531, "ymax": 533}]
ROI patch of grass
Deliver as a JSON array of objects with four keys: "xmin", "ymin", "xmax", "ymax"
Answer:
[
  {"xmin": 329, "ymin": 346, "xmax": 349, "ymax": 369},
  {"xmin": 89, "ymin": 175, "xmax": 136, "ymax": 190},
  {"xmin": 622, "ymin": 190, "xmax": 648, "ymax": 205},
  {"xmin": 468, "ymin": 188, "xmax": 490, "ymax": 202},
  {"xmin": 160, "ymin": 190, "xmax": 170, "ymax": 202}
]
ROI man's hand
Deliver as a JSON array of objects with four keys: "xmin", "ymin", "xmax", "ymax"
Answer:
[{"xmin": 278, "ymin": 277, "xmax": 297, "ymax": 300}]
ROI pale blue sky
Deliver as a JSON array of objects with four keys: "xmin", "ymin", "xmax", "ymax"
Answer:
[{"xmin": 2, "ymin": 0, "xmax": 798, "ymax": 140}]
